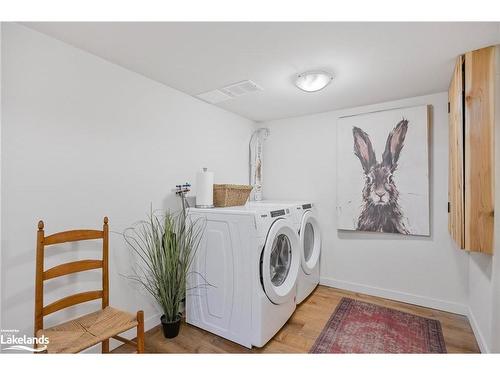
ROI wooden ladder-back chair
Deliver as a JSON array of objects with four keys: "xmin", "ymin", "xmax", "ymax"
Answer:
[{"xmin": 34, "ymin": 217, "xmax": 144, "ymax": 353}]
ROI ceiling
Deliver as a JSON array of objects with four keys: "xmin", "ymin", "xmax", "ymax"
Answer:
[{"xmin": 24, "ymin": 22, "xmax": 500, "ymax": 122}]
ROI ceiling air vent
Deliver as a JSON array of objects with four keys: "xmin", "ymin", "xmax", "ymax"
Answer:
[
  {"xmin": 221, "ymin": 80, "xmax": 263, "ymax": 97},
  {"xmin": 196, "ymin": 80, "xmax": 263, "ymax": 104},
  {"xmin": 196, "ymin": 89, "xmax": 233, "ymax": 104}
]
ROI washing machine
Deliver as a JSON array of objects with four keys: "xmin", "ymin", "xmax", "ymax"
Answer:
[
  {"xmin": 186, "ymin": 205, "xmax": 300, "ymax": 348},
  {"xmin": 247, "ymin": 201, "xmax": 321, "ymax": 304}
]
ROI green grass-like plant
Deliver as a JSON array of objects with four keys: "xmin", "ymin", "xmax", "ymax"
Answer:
[{"xmin": 124, "ymin": 207, "xmax": 204, "ymax": 323}]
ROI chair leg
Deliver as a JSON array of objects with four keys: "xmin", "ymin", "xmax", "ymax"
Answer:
[
  {"xmin": 136, "ymin": 310, "xmax": 145, "ymax": 354},
  {"xmin": 102, "ymin": 339, "xmax": 109, "ymax": 353}
]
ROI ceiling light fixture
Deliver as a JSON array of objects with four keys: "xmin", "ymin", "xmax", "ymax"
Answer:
[{"xmin": 295, "ymin": 70, "xmax": 333, "ymax": 92}]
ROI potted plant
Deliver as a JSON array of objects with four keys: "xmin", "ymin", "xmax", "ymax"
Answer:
[{"xmin": 124, "ymin": 207, "xmax": 203, "ymax": 339}]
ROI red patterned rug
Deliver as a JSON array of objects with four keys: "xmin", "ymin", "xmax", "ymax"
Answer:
[{"xmin": 310, "ymin": 297, "xmax": 447, "ymax": 353}]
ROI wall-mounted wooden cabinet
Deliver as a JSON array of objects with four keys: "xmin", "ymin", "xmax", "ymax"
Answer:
[{"xmin": 448, "ymin": 46, "xmax": 495, "ymax": 254}]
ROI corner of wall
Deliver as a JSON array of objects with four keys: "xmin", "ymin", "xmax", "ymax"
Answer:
[{"xmin": 467, "ymin": 306, "xmax": 490, "ymax": 353}]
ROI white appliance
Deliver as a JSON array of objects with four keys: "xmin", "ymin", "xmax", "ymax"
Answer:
[
  {"xmin": 294, "ymin": 203, "xmax": 321, "ymax": 303},
  {"xmin": 247, "ymin": 201, "xmax": 321, "ymax": 304},
  {"xmin": 186, "ymin": 205, "xmax": 300, "ymax": 348}
]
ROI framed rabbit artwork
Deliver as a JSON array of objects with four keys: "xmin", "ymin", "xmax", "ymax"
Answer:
[{"xmin": 336, "ymin": 105, "xmax": 430, "ymax": 236}]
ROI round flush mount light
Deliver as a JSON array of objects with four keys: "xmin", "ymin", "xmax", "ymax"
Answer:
[{"xmin": 295, "ymin": 70, "xmax": 333, "ymax": 92}]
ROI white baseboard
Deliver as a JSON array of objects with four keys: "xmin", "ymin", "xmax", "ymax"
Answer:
[
  {"xmin": 320, "ymin": 276, "xmax": 468, "ymax": 315},
  {"xmin": 467, "ymin": 307, "xmax": 489, "ymax": 353}
]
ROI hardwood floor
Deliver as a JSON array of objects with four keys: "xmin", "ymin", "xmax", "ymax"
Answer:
[{"xmin": 113, "ymin": 285, "xmax": 480, "ymax": 353}]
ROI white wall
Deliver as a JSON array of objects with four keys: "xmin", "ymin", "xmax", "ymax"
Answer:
[
  {"xmin": 467, "ymin": 45, "xmax": 500, "ymax": 353},
  {"xmin": 262, "ymin": 92, "xmax": 470, "ymax": 315},
  {"xmin": 0, "ymin": 22, "xmax": 3, "ymax": 334},
  {"xmin": 468, "ymin": 253, "xmax": 493, "ymax": 352},
  {"xmin": 0, "ymin": 23, "xmax": 254, "ymax": 349}
]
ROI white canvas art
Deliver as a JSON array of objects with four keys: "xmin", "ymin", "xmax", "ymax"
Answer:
[{"xmin": 336, "ymin": 105, "xmax": 430, "ymax": 236}]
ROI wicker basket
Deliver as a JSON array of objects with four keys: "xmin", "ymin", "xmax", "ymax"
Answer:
[{"xmin": 213, "ymin": 184, "xmax": 253, "ymax": 207}]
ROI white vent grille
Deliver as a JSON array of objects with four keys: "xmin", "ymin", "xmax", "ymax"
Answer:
[
  {"xmin": 196, "ymin": 80, "xmax": 263, "ymax": 104},
  {"xmin": 221, "ymin": 80, "xmax": 263, "ymax": 97},
  {"xmin": 196, "ymin": 89, "xmax": 233, "ymax": 104}
]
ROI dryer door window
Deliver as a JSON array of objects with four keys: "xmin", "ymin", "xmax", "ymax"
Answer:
[
  {"xmin": 261, "ymin": 219, "xmax": 300, "ymax": 305},
  {"xmin": 303, "ymin": 222, "xmax": 315, "ymax": 262},
  {"xmin": 299, "ymin": 211, "xmax": 321, "ymax": 275}
]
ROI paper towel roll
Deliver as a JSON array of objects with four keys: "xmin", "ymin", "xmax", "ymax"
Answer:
[{"xmin": 196, "ymin": 168, "xmax": 214, "ymax": 208}]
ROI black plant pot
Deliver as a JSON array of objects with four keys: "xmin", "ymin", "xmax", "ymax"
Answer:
[{"xmin": 161, "ymin": 314, "xmax": 181, "ymax": 339}]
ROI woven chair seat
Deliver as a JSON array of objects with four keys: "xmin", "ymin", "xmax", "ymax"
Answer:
[{"xmin": 36, "ymin": 306, "xmax": 138, "ymax": 353}]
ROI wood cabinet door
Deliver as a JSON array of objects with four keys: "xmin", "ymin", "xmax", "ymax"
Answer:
[
  {"xmin": 464, "ymin": 46, "xmax": 495, "ymax": 253},
  {"xmin": 448, "ymin": 56, "xmax": 464, "ymax": 248}
]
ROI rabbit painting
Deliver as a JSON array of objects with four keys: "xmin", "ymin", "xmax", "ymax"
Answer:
[
  {"xmin": 337, "ymin": 105, "xmax": 429, "ymax": 236},
  {"xmin": 352, "ymin": 119, "xmax": 409, "ymax": 234}
]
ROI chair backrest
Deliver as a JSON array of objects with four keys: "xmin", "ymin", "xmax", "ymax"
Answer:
[{"xmin": 34, "ymin": 217, "xmax": 109, "ymax": 335}]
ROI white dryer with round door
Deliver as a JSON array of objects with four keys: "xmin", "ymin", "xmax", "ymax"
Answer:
[
  {"xmin": 186, "ymin": 205, "xmax": 300, "ymax": 348},
  {"xmin": 247, "ymin": 201, "xmax": 321, "ymax": 304},
  {"xmin": 294, "ymin": 203, "xmax": 321, "ymax": 304}
]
